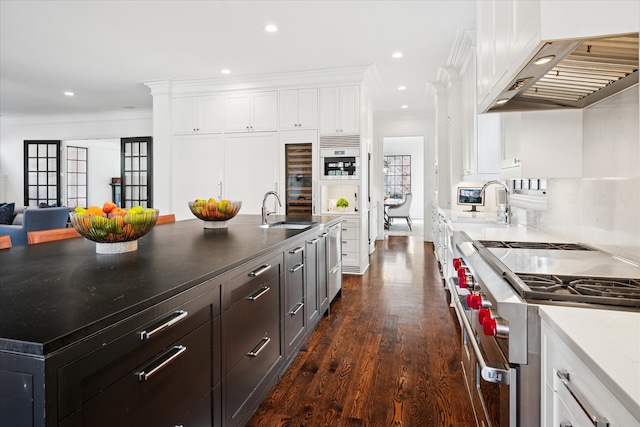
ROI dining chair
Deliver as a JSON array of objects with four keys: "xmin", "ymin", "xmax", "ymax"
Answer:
[
  {"xmin": 156, "ymin": 214, "xmax": 176, "ymax": 225},
  {"xmin": 28, "ymin": 227, "xmax": 82, "ymax": 245},
  {"xmin": 387, "ymin": 193, "xmax": 413, "ymax": 231},
  {"xmin": 0, "ymin": 235, "xmax": 12, "ymax": 249}
]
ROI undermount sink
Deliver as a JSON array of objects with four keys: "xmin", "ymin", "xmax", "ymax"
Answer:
[{"xmin": 259, "ymin": 221, "xmax": 315, "ymax": 230}]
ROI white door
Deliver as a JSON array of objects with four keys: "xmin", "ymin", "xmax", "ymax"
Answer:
[
  {"xmin": 224, "ymin": 132, "xmax": 279, "ymax": 214},
  {"xmin": 171, "ymin": 134, "xmax": 225, "ymax": 220}
]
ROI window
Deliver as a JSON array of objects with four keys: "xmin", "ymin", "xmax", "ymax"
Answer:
[
  {"xmin": 383, "ymin": 155, "xmax": 411, "ymax": 198},
  {"xmin": 24, "ymin": 140, "xmax": 61, "ymax": 206},
  {"xmin": 66, "ymin": 146, "xmax": 88, "ymax": 208},
  {"xmin": 121, "ymin": 137, "xmax": 153, "ymax": 208}
]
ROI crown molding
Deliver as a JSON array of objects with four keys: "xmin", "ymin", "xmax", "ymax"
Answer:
[{"xmin": 0, "ymin": 109, "xmax": 152, "ymax": 126}]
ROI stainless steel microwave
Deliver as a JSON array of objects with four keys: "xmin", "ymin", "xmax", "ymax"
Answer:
[{"xmin": 321, "ymin": 148, "xmax": 359, "ymax": 179}]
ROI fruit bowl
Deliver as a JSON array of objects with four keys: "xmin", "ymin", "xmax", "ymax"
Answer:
[
  {"xmin": 70, "ymin": 208, "xmax": 159, "ymax": 253},
  {"xmin": 188, "ymin": 199, "xmax": 242, "ymax": 228}
]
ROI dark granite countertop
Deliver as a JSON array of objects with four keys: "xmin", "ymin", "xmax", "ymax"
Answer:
[{"xmin": 0, "ymin": 214, "xmax": 341, "ymax": 356}]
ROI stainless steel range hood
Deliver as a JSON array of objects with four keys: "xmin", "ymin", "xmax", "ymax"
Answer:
[{"xmin": 487, "ymin": 33, "xmax": 638, "ymax": 112}]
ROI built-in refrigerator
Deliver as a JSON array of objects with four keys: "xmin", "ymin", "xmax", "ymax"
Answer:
[{"xmin": 285, "ymin": 144, "xmax": 312, "ymax": 215}]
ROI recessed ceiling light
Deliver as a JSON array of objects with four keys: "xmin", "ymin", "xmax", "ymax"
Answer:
[
  {"xmin": 221, "ymin": 69, "xmax": 231, "ymax": 74},
  {"xmin": 398, "ymin": 85, "xmax": 407, "ymax": 91},
  {"xmin": 64, "ymin": 91, "xmax": 74, "ymax": 97},
  {"xmin": 534, "ymin": 55, "xmax": 555, "ymax": 65},
  {"xmin": 392, "ymin": 51, "xmax": 403, "ymax": 59},
  {"xmin": 401, "ymin": 105, "xmax": 408, "ymax": 109},
  {"xmin": 496, "ymin": 98, "xmax": 509, "ymax": 105},
  {"xmin": 264, "ymin": 24, "xmax": 278, "ymax": 33}
]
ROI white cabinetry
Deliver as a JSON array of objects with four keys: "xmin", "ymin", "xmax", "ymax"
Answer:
[
  {"xmin": 319, "ymin": 86, "xmax": 359, "ymax": 135},
  {"xmin": 224, "ymin": 132, "xmax": 279, "ymax": 214},
  {"xmin": 224, "ymin": 91, "xmax": 278, "ymax": 132},
  {"xmin": 279, "ymin": 88, "xmax": 318, "ymax": 129},
  {"xmin": 541, "ymin": 317, "xmax": 640, "ymax": 427},
  {"xmin": 171, "ymin": 135, "xmax": 225, "ymax": 220},
  {"xmin": 340, "ymin": 217, "xmax": 360, "ymax": 268},
  {"xmin": 500, "ymin": 109, "xmax": 582, "ymax": 178},
  {"xmin": 172, "ymin": 96, "xmax": 223, "ymax": 134}
]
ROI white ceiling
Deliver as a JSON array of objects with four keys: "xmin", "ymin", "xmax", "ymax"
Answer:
[{"xmin": 0, "ymin": 0, "xmax": 476, "ymax": 118}]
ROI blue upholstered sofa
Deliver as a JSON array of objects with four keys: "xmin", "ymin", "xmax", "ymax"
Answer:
[{"xmin": 0, "ymin": 206, "xmax": 71, "ymax": 246}]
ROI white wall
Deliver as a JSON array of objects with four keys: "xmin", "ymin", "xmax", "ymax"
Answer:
[
  {"xmin": 513, "ymin": 87, "xmax": 640, "ymax": 263},
  {"xmin": 0, "ymin": 111, "xmax": 152, "ymax": 206},
  {"xmin": 383, "ymin": 136, "xmax": 424, "ymax": 221},
  {"xmin": 373, "ymin": 110, "xmax": 434, "ymax": 242}
]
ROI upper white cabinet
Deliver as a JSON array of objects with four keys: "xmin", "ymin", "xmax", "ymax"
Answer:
[
  {"xmin": 172, "ymin": 95, "xmax": 223, "ymax": 134},
  {"xmin": 224, "ymin": 91, "xmax": 278, "ymax": 132},
  {"xmin": 500, "ymin": 109, "xmax": 582, "ymax": 179},
  {"xmin": 477, "ymin": 0, "xmax": 638, "ymax": 112},
  {"xmin": 279, "ymin": 88, "xmax": 318, "ymax": 129},
  {"xmin": 319, "ymin": 85, "xmax": 360, "ymax": 135}
]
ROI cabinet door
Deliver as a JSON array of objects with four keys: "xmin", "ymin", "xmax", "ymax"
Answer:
[
  {"xmin": 305, "ymin": 237, "xmax": 319, "ymax": 326},
  {"xmin": 279, "ymin": 90, "xmax": 300, "ymax": 129},
  {"xmin": 224, "ymin": 93, "xmax": 252, "ymax": 132},
  {"xmin": 284, "ymin": 245, "xmax": 305, "ymax": 358},
  {"xmin": 251, "ymin": 91, "xmax": 278, "ymax": 131},
  {"xmin": 297, "ymin": 88, "xmax": 318, "ymax": 128},
  {"xmin": 172, "ymin": 135, "xmax": 225, "ymax": 221},
  {"xmin": 339, "ymin": 85, "xmax": 360, "ymax": 134},
  {"xmin": 224, "ymin": 132, "xmax": 279, "ymax": 214},
  {"xmin": 500, "ymin": 111, "xmax": 522, "ymax": 170},
  {"xmin": 319, "ymin": 87, "xmax": 340, "ymax": 134},
  {"xmin": 172, "ymin": 97, "xmax": 198, "ymax": 134},
  {"xmin": 197, "ymin": 95, "xmax": 223, "ymax": 133}
]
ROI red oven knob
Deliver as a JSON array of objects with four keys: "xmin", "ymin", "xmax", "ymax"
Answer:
[
  {"xmin": 458, "ymin": 274, "xmax": 469, "ymax": 288},
  {"xmin": 466, "ymin": 294, "xmax": 482, "ymax": 310},
  {"xmin": 483, "ymin": 317, "xmax": 497, "ymax": 337},
  {"xmin": 478, "ymin": 308, "xmax": 491, "ymax": 325},
  {"xmin": 453, "ymin": 258, "xmax": 463, "ymax": 270}
]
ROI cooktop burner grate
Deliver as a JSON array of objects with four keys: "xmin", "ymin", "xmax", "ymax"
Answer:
[
  {"xmin": 511, "ymin": 273, "xmax": 640, "ymax": 308},
  {"xmin": 479, "ymin": 240, "xmax": 594, "ymax": 250}
]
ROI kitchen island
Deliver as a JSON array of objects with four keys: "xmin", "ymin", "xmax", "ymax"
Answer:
[{"xmin": 0, "ymin": 214, "xmax": 342, "ymax": 427}]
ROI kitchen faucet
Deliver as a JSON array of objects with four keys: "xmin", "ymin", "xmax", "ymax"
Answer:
[
  {"xmin": 480, "ymin": 180, "xmax": 512, "ymax": 225},
  {"xmin": 261, "ymin": 191, "xmax": 282, "ymax": 225}
]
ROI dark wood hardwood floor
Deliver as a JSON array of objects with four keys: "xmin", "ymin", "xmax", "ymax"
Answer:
[{"xmin": 246, "ymin": 237, "xmax": 476, "ymax": 427}]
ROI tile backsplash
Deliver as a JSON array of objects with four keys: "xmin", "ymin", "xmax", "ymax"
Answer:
[{"xmin": 514, "ymin": 87, "xmax": 639, "ymax": 263}]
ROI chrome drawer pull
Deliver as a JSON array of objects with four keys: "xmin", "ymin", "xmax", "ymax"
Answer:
[
  {"xmin": 247, "ymin": 336, "xmax": 271, "ymax": 357},
  {"xmin": 289, "ymin": 262, "xmax": 304, "ymax": 273},
  {"xmin": 556, "ymin": 370, "xmax": 609, "ymax": 426},
  {"xmin": 248, "ymin": 264, "xmax": 272, "ymax": 277},
  {"xmin": 289, "ymin": 246, "xmax": 304, "ymax": 254},
  {"xmin": 138, "ymin": 310, "xmax": 188, "ymax": 341},
  {"xmin": 289, "ymin": 302, "xmax": 304, "ymax": 315},
  {"xmin": 307, "ymin": 238, "xmax": 320, "ymax": 244},
  {"xmin": 137, "ymin": 345, "xmax": 187, "ymax": 382},
  {"xmin": 320, "ymin": 233, "xmax": 328, "ymax": 237},
  {"xmin": 246, "ymin": 286, "xmax": 271, "ymax": 301}
]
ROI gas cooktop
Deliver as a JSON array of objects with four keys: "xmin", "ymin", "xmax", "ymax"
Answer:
[
  {"xmin": 479, "ymin": 240, "xmax": 594, "ymax": 251},
  {"xmin": 479, "ymin": 242, "xmax": 640, "ymax": 310}
]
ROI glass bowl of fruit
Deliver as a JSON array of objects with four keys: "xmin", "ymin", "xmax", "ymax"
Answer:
[
  {"xmin": 70, "ymin": 202, "xmax": 159, "ymax": 253},
  {"xmin": 188, "ymin": 198, "xmax": 242, "ymax": 228}
]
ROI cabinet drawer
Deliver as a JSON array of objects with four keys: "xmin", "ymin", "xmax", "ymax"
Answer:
[
  {"xmin": 59, "ymin": 320, "xmax": 212, "ymax": 427},
  {"xmin": 341, "ymin": 251, "xmax": 359, "ymax": 266},
  {"xmin": 341, "ymin": 223, "xmax": 359, "ymax": 240},
  {"xmin": 341, "ymin": 238, "xmax": 358, "ymax": 253},
  {"xmin": 225, "ymin": 273, "xmax": 280, "ymax": 367},
  {"xmin": 284, "ymin": 295, "xmax": 305, "ymax": 351},
  {"xmin": 225, "ymin": 322, "xmax": 281, "ymax": 425},
  {"xmin": 58, "ymin": 298, "xmax": 214, "ymax": 420}
]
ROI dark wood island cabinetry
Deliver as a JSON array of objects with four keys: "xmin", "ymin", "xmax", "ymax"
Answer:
[{"xmin": 0, "ymin": 215, "xmax": 341, "ymax": 427}]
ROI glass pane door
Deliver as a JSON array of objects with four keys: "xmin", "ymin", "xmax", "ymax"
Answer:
[
  {"xmin": 24, "ymin": 140, "xmax": 61, "ymax": 207},
  {"xmin": 121, "ymin": 137, "xmax": 152, "ymax": 208}
]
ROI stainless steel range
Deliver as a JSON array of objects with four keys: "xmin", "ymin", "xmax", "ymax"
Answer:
[{"xmin": 449, "ymin": 232, "xmax": 640, "ymax": 427}]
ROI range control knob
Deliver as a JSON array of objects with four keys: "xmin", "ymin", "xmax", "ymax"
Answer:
[
  {"xmin": 466, "ymin": 294, "xmax": 482, "ymax": 310},
  {"xmin": 478, "ymin": 308, "xmax": 491, "ymax": 325},
  {"xmin": 452, "ymin": 258, "xmax": 463, "ymax": 270},
  {"xmin": 458, "ymin": 274, "xmax": 470, "ymax": 288},
  {"xmin": 483, "ymin": 317, "xmax": 497, "ymax": 336}
]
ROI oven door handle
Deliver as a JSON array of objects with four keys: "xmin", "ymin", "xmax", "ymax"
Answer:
[{"xmin": 453, "ymin": 295, "xmax": 510, "ymax": 385}]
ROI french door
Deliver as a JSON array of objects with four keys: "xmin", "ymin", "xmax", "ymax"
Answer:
[
  {"xmin": 23, "ymin": 140, "xmax": 61, "ymax": 207},
  {"xmin": 120, "ymin": 137, "xmax": 153, "ymax": 208}
]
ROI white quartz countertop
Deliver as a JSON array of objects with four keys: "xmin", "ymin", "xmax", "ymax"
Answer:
[{"xmin": 539, "ymin": 305, "xmax": 640, "ymax": 420}]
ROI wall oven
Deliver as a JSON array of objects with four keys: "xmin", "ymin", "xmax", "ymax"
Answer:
[
  {"xmin": 449, "ymin": 233, "xmax": 640, "ymax": 427},
  {"xmin": 320, "ymin": 148, "xmax": 359, "ymax": 179}
]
